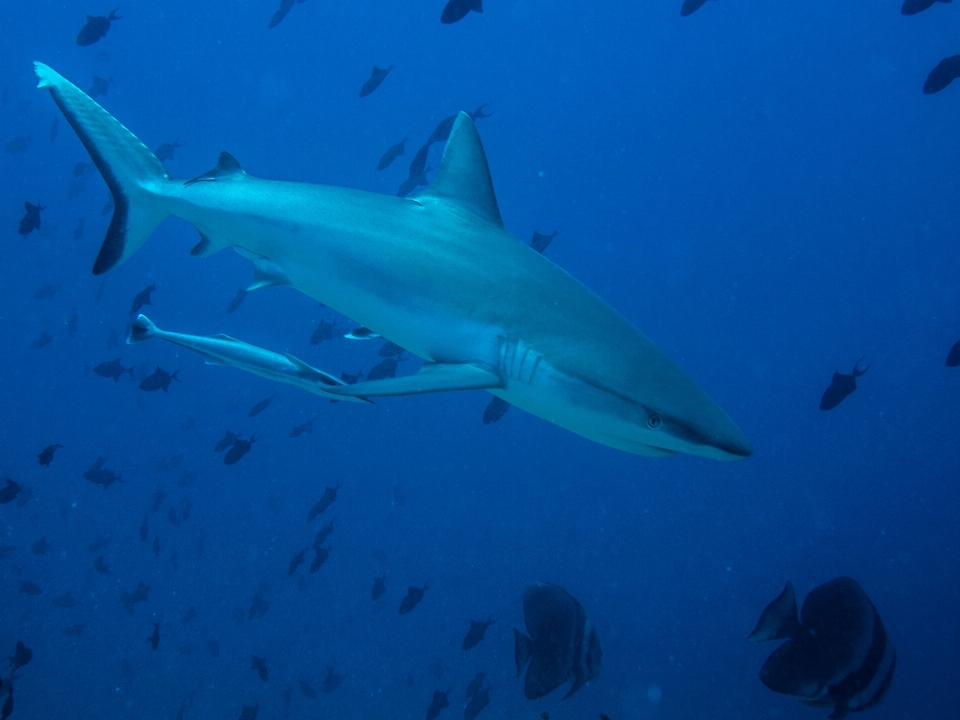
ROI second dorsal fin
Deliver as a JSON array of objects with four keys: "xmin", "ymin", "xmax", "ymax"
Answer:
[
  {"xmin": 185, "ymin": 151, "xmax": 246, "ymax": 186},
  {"xmin": 418, "ymin": 113, "xmax": 502, "ymax": 227}
]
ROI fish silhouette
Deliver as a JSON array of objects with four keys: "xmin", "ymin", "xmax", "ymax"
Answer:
[
  {"xmin": 147, "ymin": 622, "xmax": 160, "ymax": 650},
  {"xmin": 300, "ymin": 679, "xmax": 317, "ymax": 698},
  {"xmin": 87, "ymin": 75, "xmax": 113, "ymax": 99},
  {"xmin": 530, "ymin": 229, "xmax": 559, "ymax": 254},
  {"xmin": 371, "ymin": 574, "xmax": 387, "ymax": 600},
  {"xmin": 37, "ymin": 444, "xmax": 62, "ymax": 467},
  {"xmin": 323, "ymin": 666, "xmax": 342, "ymax": 692},
  {"xmin": 307, "ymin": 484, "xmax": 340, "ymax": 521},
  {"xmin": 224, "ymin": 435, "xmax": 256, "ymax": 465},
  {"xmin": 819, "ymin": 359, "xmax": 868, "ymax": 410},
  {"xmin": 462, "ymin": 616, "xmax": 495, "ymax": 650},
  {"xmin": 269, "ymin": 0, "xmax": 307, "ymax": 29},
  {"xmin": 441, "ymin": 0, "xmax": 483, "ymax": 24},
  {"xmin": 399, "ymin": 583, "xmax": 429, "ymax": 614},
  {"xmin": 76, "ymin": 10, "xmax": 121, "ymax": 46},
  {"xmin": 0, "ymin": 479, "xmax": 20, "ymax": 504},
  {"xmin": 378, "ymin": 137, "xmax": 408, "ymax": 170},
  {"xmin": 482, "ymin": 397, "xmax": 510, "ymax": 424},
  {"xmin": 287, "ymin": 547, "xmax": 308, "ymax": 575},
  {"xmin": 680, "ymin": 0, "xmax": 714, "ymax": 16},
  {"xmin": 902, "ymin": 0, "xmax": 952, "ymax": 15},
  {"xmin": 130, "ymin": 283, "xmax": 157, "ymax": 315},
  {"xmin": 18, "ymin": 201, "xmax": 44, "ymax": 236},
  {"xmin": 227, "ymin": 288, "xmax": 247, "ymax": 313},
  {"xmin": 289, "ymin": 418, "xmax": 314, "ymax": 438},
  {"xmin": 139, "ymin": 366, "xmax": 180, "ymax": 392},
  {"xmin": 425, "ymin": 688, "xmax": 450, "ymax": 720},
  {"xmin": 248, "ymin": 394, "xmax": 275, "ymax": 417},
  {"xmin": 155, "ymin": 140, "xmax": 183, "ymax": 162},
  {"xmin": 360, "ymin": 65, "xmax": 394, "ymax": 97},
  {"xmin": 946, "ymin": 339, "xmax": 960, "ymax": 367},
  {"xmin": 923, "ymin": 55, "xmax": 960, "ymax": 94},
  {"xmin": 251, "ymin": 656, "xmax": 269, "ymax": 682}
]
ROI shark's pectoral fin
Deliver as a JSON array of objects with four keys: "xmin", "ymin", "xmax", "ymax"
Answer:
[
  {"xmin": 325, "ymin": 362, "xmax": 502, "ymax": 398},
  {"xmin": 233, "ymin": 247, "xmax": 292, "ymax": 290}
]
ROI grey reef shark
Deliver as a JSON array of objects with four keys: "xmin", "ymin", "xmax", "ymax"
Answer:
[{"xmin": 34, "ymin": 61, "xmax": 751, "ymax": 461}]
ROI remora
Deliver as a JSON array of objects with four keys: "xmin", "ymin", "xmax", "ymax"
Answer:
[{"xmin": 36, "ymin": 62, "xmax": 750, "ymax": 460}]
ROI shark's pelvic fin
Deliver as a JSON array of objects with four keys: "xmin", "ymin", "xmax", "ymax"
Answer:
[
  {"xmin": 418, "ymin": 113, "xmax": 503, "ymax": 227},
  {"xmin": 325, "ymin": 362, "xmax": 502, "ymax": 398},
  {"xmin": 34, "ymin": 62, "xmax": 171, "ymax": 275},
  {"xmin": 233, "ymin": 248, "xmax": 293, "ymax": 290},
  {"xmin": 184, "ymin": 151, "xmax": 246, "ymax": 186}
]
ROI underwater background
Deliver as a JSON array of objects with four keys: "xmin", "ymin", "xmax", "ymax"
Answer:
[{"xmin": 1, "ymin": 1, "xmax": 958, "ymax": 718}]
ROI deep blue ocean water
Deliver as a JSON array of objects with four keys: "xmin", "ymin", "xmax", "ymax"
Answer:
[{"xmin": 1, "ymin": 1, "xmax": 958, "ymax": 718}]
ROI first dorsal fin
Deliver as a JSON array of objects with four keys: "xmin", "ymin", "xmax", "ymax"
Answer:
[
  {"xmin": 418, "ymin": 113, "xmax": 502, "ymax": 227},
  {"xmin": 185, "ymin": 151, "xmax": 245, "ymax": 186}
]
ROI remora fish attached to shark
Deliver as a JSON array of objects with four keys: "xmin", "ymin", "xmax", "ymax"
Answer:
[{"xmin": 36, "ymin": 61, "xmax": 750, "ymax": 460}]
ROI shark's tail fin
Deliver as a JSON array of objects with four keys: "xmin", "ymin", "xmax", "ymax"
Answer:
[
  {"xmin": 128, "ymin": 314, "xmax": 159, "ymax": 343},
  {"xmin": 34, "ymin": 62, "xmax": 171, "ymax": 275}
]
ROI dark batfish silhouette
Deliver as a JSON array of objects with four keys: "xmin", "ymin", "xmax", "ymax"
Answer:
[
  {"xmin": 378, "ymin": 341, "xmax": 405, "ymax": 357},
  {"xmin": 399, "ymin": 583, "xmax": 429, "ymax": 614},
  {"xmin": 151, "ymin": 487, "xmax": 166, "ymax": 512},
  {"xmin": 378, "ymin": 137, "xmax": 408, "ymax": 170},
  {"xmin": 287, "ymin": 547, "xmax": 308, "ymax": 575},
  {"xmin": 94, "ymin": 555, "xmax": 112, "ymax": 574},
  {"xmin": 214, "ymin": 430, "xmax": 238, "ymax": 453},
  {"xmin": 130, "ymin": 283, "xmax": 156, "ymax": 315},
  {"xmin": 120, "ymin": 582, "xmax": 149, "ymax": 614},
  {"xmin": 462, "ymin": 616, "xmax": 495, "ymax": 650},
  {"xmin": 313, "ymin": 519, "xmax": 335, "ymax": 550},
  {"xmin": 227, "ymin": 288, "xmax": 247, "ymax": 313},
  {"xmin": 140, "ymin": 366, "xmax": 180, "ymax": 392},
  {"xmin": 310, "ymin": 545, "xmax": 331, "ymax": 572},
  {"xmin": 408, "ymin": 143, "xmax": 430, "ymax": 179},
  {"xmin": 19, "ymin": 201, "xmax": 44, "ymax": 235},
  {"xmin": 426, "ymin": 689, "xmax": 450, "ymax": 720},
  {"xmin": 37, "ymin": 444, "xmax": 62, "ymax": 467},
  {"xmin": 367, "ymin": 356, "xmax": 401, "ymax": 380},
  {"xmin": 307, "ymin": 483, "xmax": 340, "ymax": 521},
  {"xmin": 441, "ymin": 0, "xmax": 483, "ymax": 24},
  {"xmin": 249, "ymin": 592, "xmax": 269, "ymax": 620},
  {"xmin": 84, "ymin": 457, "xmax": 121, "ymax": 490},
  {"xmin": 1, "ymin": 686, "xmax": 11, "ymax": 720},
  {"xmin": 530, "ymin": 229, "xmax": 559, "ymax": 254},
  {"xmin": 680, "ymin": 0, "xmax": 714, "ymax": 16},
  {"xmin": 289, "ymin": 418, "xmax": 314, "ymax": 438},
  {"xmin": 360, "ymin": 65, "xmax": 394, "ymax": 97},
  {"xmin": 749, "ymin": 578, "xmax": 896, "ymax": 720},
  {"xmin": 463, "ymin": 684, "xmax": 490, "ymax": 720},
  {"xmin": 76, "ymin": 10, "xmax": 121, "ymax": 46},
  {"xmin": 224, "ymin": 435, "xmax": 256, "ymax": 465},
  {"xmin": 94, "ymin": 358, "xmax": 133, "ymax": 381},
  {"xmin": 946, "ymin": 339, "xmax": 960, "ymax": 366},
  {"xmin": 31, "ymin": 536, "xmax": 49, "ymax": 554},
  {"xmin": 341, "ymin": 369, "xmax": 364, "ymax": 384},
  {"xmin": 31, "ymin": 332, "xmax": 54, "ymax": 349},
  {"xmin": 902, "ymin": 0, "xmax": 952, "ymax": 15},
  {"xmin": 8, "ymin": 641, "xmax": 32, "ymax": 670},
  {"xmin": 465, "ymin": 672, "xmax": 485, "ymax": 699},
  {"xmin": 238, "ymin": 701, "xmax": 259, "ymax": 720},
  {"xmin": 154, "ymin": 140, "xmax": 182, "ymax": 162},
  {"xmin": 819, "ymin": 359, "xmax": 868, "ymax": 410},
  {"xmin": 19, "ymin": 580, "xmax": 42, "ymax": 595},
  {"xmin": 300, "ymin": 680, "xmax": 317, "ymax": 698},
  {"xmin": 269, "ymin": 0, "xmax": 307, "ymax": 29},
  {"xmin": 514, "ymin": 582, "xmax": 602, "ymax": 700},
  {"xmin": 0, "ymin": 479, "xmax": 20, "ymax": 504},
  {"xmin": 248, "ymin": 394, "xmax": 275, "ymax": 417},
  {"xmin": 427, "ymin": 105, "xmax": 492, "ymax": 145},
  {"xmin": 923, "ymin": 55, "xmax": 960, "ymax": 94},
  {"xmin": 148, "ymin": 622, "xmax": 160, "ymax": 650},
  {"xmin": 87, "ymin": 75, "xmax": 113, "ymax": 99},
  {"xmin": 323, "ymin": 666, "xmax": 342, "ymax": 692},
  {"xmin": 482, "ymin": 397, "xmax": 510, "ymax": 424},
  {"xmin": 252, "ymin": 656, "xmax": 268, "ymax": 682},
  {"xmin": 372, "ymin": 574, "xmax": 387, "ymax": 600}
]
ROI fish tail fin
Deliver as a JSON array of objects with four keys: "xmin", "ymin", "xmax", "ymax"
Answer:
[
  {"xmin": 128, "ymin": 314, "xmax": 159, "ymax": 343},
  {"xmin": 748, "ymin": 581, "xmax": 800, "ymax": 641},
  {"xmin": 35, "ymin": 62, "xmax": 172, "ymax": 275},
  {"xmin": 171, "ymin": 370, "xmax": 181, "ymax": 382},
  {"xmin": 513, "ymin": 628, "xmax": 533, "ymax": 677}
]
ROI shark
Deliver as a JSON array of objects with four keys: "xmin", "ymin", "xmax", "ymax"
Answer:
[{"xmin": 35, "ymin": 61, "xmax": 751, "ymax": 460}]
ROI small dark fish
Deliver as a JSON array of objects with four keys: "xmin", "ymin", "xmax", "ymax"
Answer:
[
  {"xmin": 130, "ymin": 283, "xmax": 157, "ymax": 315},
  {"xmin": 289, "ymin": 418, "xmax": 314, "ymax": 438},
  {"xmin": 441, "ymin": 0, "xmax": 483, "ymax": 24},
  {"xmin": 19, "ymin": 201, "xmax": 44, "ymax": 236},
  {"xmin": 946, "ymin": 339, "xmax": 960, "ymax": 367},
  {"xmin": 238, "ymin": 701, "xmax": 259, "ymax": 720},
  {"xmin": 378, "ymin": 341, "xmax": 405, "ymax": 357},
  {"xmin": 749, "ymin": 578, "xmax": 896, "ymax": 719},
  {"xmin": 360, "ymin": 65, "xmax": 394, "ymax": 98},
  {"xmin": 94, "ymin": 555, "xmax": 113, "ymax": 574},
  {"xmin": 343, "ymin": 326, "xmax": 380, "ymax": 340},
  {"xmin": 53, "ymin": 592, "xmax": 77, "ymax": 607},
  {"xmin": 1, "ymin": 686, "xmax": 11, "ymax": 720},
  {"xmin": 902, "ymin": 0, "xmax": 952, "ymax": 16},
  {"xmin": 367, "ymin": 356, "xmax": 400, "ymax": 381},
  {"xmin": 462, "ymin": 616, "xmax": 495, "ymax": 651},
  {"xmin": 88, "ymin": 536, "xmax": 110, "ymax": 552},
  {"xmin": 923, "ymin": 54, "xmax": 960, "ymax": 94},
  {"xmin": 37, "ymin": 443, "xmax": 63, "ymax": 467},
  {"xmin": 408, "ymin": 143, "xmax": 430, "ymax": 181},
  {"xmin": 341, "ymin": 370, "xmax": 364, "ymax": 384},
  {"xmin": 398, "ymin": 583, "xmax": 429, "ymax": 614},
  {"xmin": 8, "ymin": 641, "xmax": 32, "ymax": 670},
  {"xmin": 5, "ymin": 136, "xmax": 32, "ymax": 154},
  {"xmin": 148, "ymin": 622, "xmax": 160, "ymax": 650},
  {"xmin": 139, "ymin": 366, "xmax": 180, "ymax": 392},
  {"xmin": 49, "ymin": 116, "xmax": 59, "ymax": 142},
  {"xmin": 64, "ymin": 623, "xmax": 86, "ymax": 636},
  {"xmin": 300, "ymin": 680, "xmax": 318, "ymax": 698},
  {"xmin": 310, "ymin": 320, "xmax": 336, "ymax": 345},
  {"xmin": 378, "ymin": 137, "xmax": 408, "ymax": 170},
  {"xmin": 599, "ymin": 715, "xmax": 611, "ymax": 720},
  {"xmin": 426, "ymin": 689, "xmax": 450, "ymax": 720},
  {"xmin": 463, "ymin": 684, "xmax": 490, "ymax": 720},
  {"xmin": 307, "ymin": 483, "xmax": 340, "ymax": 521},
  {"xmin": 248, "ymin": 593, "xmax": 270, "ymax": 620},
  {"xmin": 323, "ymin": 666, "xmax": 342, "ymax": 692},
  {"xmin": 75, "ymin": 218, "xmax": 86, "ymax": 239},
  {"xmin": 287, "ymin": 547, "xmax": 309, "ymax": 575},
  {"xmin": 76, "ymin": 10, "xmax": 122, "ymax": 46},
  {"xmin": 87, "ymin": 75, "xmax": 113, "ymax": 99},
  {"xmin": 0, "ymin": 478, "xmax": 22, "ymax": 504},
  {"xmin": 34, "ymin": 282, "xmax": 60, "ymax": 299},
  {"xmin": 514, "ymin": 582, "xmax": 602, "ymax": 699},
  {"xmin": 19, "ymin": 581, "xmax": 42, "ymax": 596},
  {"xmin": 151, "ymin": 487, "xmax": 167, "ymax": 512},
  {"xmin": 214, "ymin": 430, "xmax": 238, "ymax": 453},
  {"xmin": 94, "ymin": 358, "xmax": 133, "ymax": 382},
  {"xmin": 67, "ymin": 307, "xmax": 79, "ymax": 337},
  {"xmin": 224, "ymin": 435, "xmax": 257, "ymax": 465},
  {"xmin": 309, "ymin": 545, "xmax": 331, "ymax": 573},
  {"xmin": 181, "ymin": 606, "xmax": 197, "ymax": 622},
  {"xmin": 251, "ymin": 656, "xmax": 269, "ymax": 682},
  {"xmin": 268, "ymin": 0, "xmax": 306, "ymax": 29},
  {"xmin": 154, "ymin": 140, "xmax": 183, "ymax": 162},
  {"xmin": 680, "ymin": 0, "xmax": 713, "ymax": 16},
  {"xmin": 83, "ymin": 457, "xmax": 122, "ymax": 490},
  {"xmin": 397, "ymin": 174, "xmax": 421, "ymax": 197},
  {"xmin": 819, "ymin": 359, "xmax": 868, "ymax": 411},
  {"xmin": 31, "ymin": 536, "xmax": 49, "ymax": 555},
  {"xmin": 120, "ymin": 581, "xmax": 150, "ymax": 614},
  {"xmin": 372, "ymin": 574, "xmax": 387, "ymax": 600},
  {"xmin": 248, "ymin": 394, "xmax": 275, "ymax": 417},
  {"xmin": 140, "ymin": 513, "xmax": 149, "ymax": 541},
  {"xmin": 530, "ymin": 229, "xmax": 559, "ymax": 254},
  {"xmin": 152, "ymin": 535, "xmax": 161, "ymax": 556},
  {"xmin": 226, "ymin": 288, "xmax": 247, "ymax": 313},
  {"xmin": 482, "ymin": 397, "xmax": 511, "ymax": 424},
  {"xmin": 30, "ymin": 332, "xmax": 54, "ymax": 349},
  {"xmin": 313, "ymin": 519, "xmax": 335, "ymax": 550}
]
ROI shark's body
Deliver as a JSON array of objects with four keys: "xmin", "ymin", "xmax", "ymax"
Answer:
[{"xmin": 36, "ymin": 62, "xmax": 750, "ymax": 460}]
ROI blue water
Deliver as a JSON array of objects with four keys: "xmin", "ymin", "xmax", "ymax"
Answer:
[{"xmin": 1, "ymin": 1, "xmax": 958, "ymax": 718}]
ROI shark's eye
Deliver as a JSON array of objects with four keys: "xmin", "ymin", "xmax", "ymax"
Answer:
[{"xmin": 646, "ymin": 413, "xmax": 662, "ymax": 430}]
